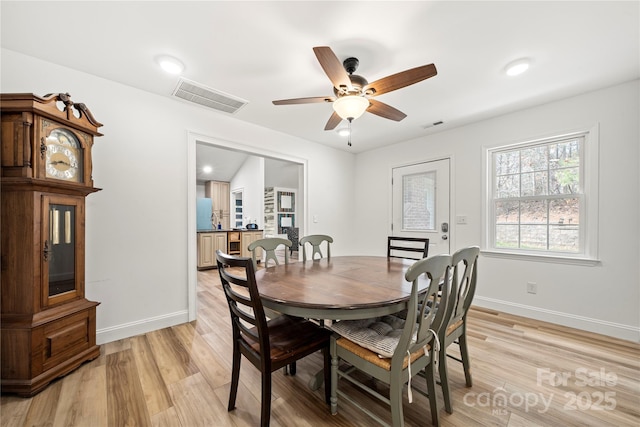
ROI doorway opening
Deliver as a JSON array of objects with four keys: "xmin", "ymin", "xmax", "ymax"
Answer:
[{"xmin": 187, "ymin": 132, "xmax": 307, "ymax": 321}]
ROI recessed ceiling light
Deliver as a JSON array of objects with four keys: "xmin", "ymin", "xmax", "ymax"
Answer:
[
  {"xmin": 203, "ymin": 165, "xmax": 213, "ymax": 173},
  {"xmin": 505, "ymin": 58, "xmax": 531, "ymax": 76},
  {"xmin": 156, "ymin": 55, "xmax": 185, "ymax": 75}
]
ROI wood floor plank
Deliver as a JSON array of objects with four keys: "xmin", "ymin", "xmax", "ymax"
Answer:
[
  {"xmin": 167, "ymin": 372, "xmax": 231, "ymax": 426},
  {"xmin": 0, "ymin": 395, "xmax": 30, "ymax": 427},
  {"xmin": 21, "ymin": 380, "xmax": 61, "ymax": 427},
  {"xmin": 129, "ymin": 334, "xmax": 173, "ymax": 417},
  {"xmin": 150, "ymin": 406, "xmax": 182, "ymax": 427},
  {"xmin": 106, "ymin": 349, "xmax": 152, "ymax": 427},
  {"xmin": 53, "ymin": 362, "xmax": 107, "ymax": 427},
  {"xmin": 171, "ymin": 322, "xmax": 232, "ymax": 389},
  {"xmin": 145, "ymin": 327, "xmax": 199, "ymax": 386},
  {"xmin": 212, "ymin": 376, "xmax": 262, "ymax": 427}
]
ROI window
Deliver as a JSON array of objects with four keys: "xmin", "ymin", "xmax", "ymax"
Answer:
[
  {"xmin": 485, "ymin": 128, "xmax": 599, "ymax": 261},
  {"xmin": 402, "ymin": 171, "xmax": 436, "ymax": 231}
]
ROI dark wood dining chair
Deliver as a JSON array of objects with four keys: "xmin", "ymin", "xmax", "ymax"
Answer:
[
  {"xmin": 437, "ymin": 245, "xmax": 479, "ymax": 414},
  {"xmin": 387, "ymin": 236, "xmax": 429, "ymax": 260},
  {"xmin": 330, "ymin": 254, "xmax": 453, "ymax": 427},
  {"xmin": 216, "ymin": 250, "xmax": 332, "ymax": 427},
  {"xmin": 300, "ymin": 234, "xmax": 333, "ymax": 261}
]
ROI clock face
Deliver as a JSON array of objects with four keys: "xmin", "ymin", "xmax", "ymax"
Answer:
[{"xmin": 46, "ymin": 128, "xmax": 82, "ymax": 182}]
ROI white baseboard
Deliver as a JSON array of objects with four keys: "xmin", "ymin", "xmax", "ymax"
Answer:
[
  {"xmin": 96, "ymin": 310, "xmax": 190, "ymax": 345},
  {"xmin": 473, "ymin": 296, "xmax": 640, "ymax": 343}
]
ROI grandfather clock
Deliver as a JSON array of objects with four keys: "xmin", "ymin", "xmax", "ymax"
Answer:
[{"xmin": 1, "ymin": 93, "xmax": 102, "ymax": 396}]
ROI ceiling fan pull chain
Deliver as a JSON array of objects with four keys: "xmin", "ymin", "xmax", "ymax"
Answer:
[{"xmin": 347, "ymin": 118, "xmax": 352, "ymax": 147}]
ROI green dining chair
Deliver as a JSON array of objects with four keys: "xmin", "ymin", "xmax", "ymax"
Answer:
[
  {"xmin": 300, "ymin": 234, "xmax": 333, "ymax": 261},
  {"xmin": 437, "ymin": 245, "xmax": 479, "ymax": 414},
  {"xmin": 247, "ymin": 237, "xmax": 291, "ymax": 269},
  {"xmin": 330, "ymin": 254, "xmax": 454, "ymax": 427}
]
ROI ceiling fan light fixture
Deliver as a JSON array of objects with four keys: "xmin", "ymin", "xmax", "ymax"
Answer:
[
  {"xmin": 157, "ymin": 55, "xmax": 185, "ymax": 75},
  {"xmin": 333, "ymin": 95, "xmax": 369, "ymax": 120},
  {"xmin": 505, "ymin": 58, "xmax": 531, "ymax": 76},
  {"xmin": 337, "ymin": 128, "xmax": 350, "ymax": 137}
]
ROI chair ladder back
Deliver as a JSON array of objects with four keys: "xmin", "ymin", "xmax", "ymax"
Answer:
[
  {"xmin": 387, "ymin": 236, "xmax": 429, "ymax": 260},
  {"xmin": 216, "ymin": 250, "xmax": 269, "ymax": 362}
]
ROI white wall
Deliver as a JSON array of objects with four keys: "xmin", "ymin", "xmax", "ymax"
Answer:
[
  {"xmin": 353, "ymin": 80, "xmax": 640, "ymax": 341},
  {"xmin": 1, "ymin": 48, "xmax": 357, "ymax": 343},
  {"xmin": 265, "ymin": 158, "xmax": 300, "ymax": 188},
  {"xmin": 230, "ymin": 156, "xmax": 264, "ymax": 228}
]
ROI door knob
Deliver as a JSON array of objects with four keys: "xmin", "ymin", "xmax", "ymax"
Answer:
[{"xmin": 442, "ymin": 235, "xmax": 448, "ymax": 240}]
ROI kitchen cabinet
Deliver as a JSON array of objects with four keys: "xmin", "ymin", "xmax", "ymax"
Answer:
[
  {"xmin": 205, "ymin": 180, "xmax": 230, "ymax": 230},
  {"xmin": 227, "ymin": 231, "xmax": 241, "ymax": 255},
  {"xmin": 198, "ymin": 230, "xmax": 262, "ymax": 269},
  {"xmin": 197, "ymin": 232, "xmax": 227, "ymax": 269},
  {"xmin": 241, "ymin": 231, "xmax": 264, "ymax": 259}
]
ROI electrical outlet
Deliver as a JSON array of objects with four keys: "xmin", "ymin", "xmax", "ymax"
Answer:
[{"xmin": 527, "ymin": 282, "xmax": 537, "ymax": 294}]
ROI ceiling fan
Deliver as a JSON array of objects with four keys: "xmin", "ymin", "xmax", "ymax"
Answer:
[{"xmin": 272, "ymin": 46, "xmax": 438, "ymax": 135}]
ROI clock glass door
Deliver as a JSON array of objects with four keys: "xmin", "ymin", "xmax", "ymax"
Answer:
[
  {"xmin": 48, "ymin": 203, "xmax": 75, "ymax": 296},
  {"xmin": 42, "ymin": 195, "xmax": 84, "ymax": 307}
]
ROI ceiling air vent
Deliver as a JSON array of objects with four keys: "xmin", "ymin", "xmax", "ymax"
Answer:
[{"xmin": 172, "ymin": 78, "xmax": 248, "ymax": 114}]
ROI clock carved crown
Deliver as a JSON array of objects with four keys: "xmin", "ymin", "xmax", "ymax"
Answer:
[{"xmin": 1, "ymin": 92, "xmax": 103, "ymax": 193}]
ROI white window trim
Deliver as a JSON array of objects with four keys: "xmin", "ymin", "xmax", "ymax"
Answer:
[{"xmin": 481, "ymin": 125, "xmax": 600, "ymax": 265}]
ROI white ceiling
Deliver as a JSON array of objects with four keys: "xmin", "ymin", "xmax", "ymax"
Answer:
[{"xmin": 2, "ymin": 1, "xmax": 638, "ymax": 165}]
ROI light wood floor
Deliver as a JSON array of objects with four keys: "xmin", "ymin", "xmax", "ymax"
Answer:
[{"xmin": 2, "ymin": 267, "xmax": 639, "ymax": 427}]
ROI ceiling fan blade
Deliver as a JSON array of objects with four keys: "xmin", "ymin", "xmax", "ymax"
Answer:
[
  {"xmin": 324, "ymin": 111, "xmax": 342, "ymax": 130},
  {"xmin": 364, "ymin": 64, "xmax": 437, "ymax": 96},
  {"xmin": 313, "ymin": 46, "xmax": 353, "ymax": 92},
  {"xmin": 367, "ymin": 99, "xmax": 407, "ymax": 121},
  {"xmin": 273, "ymin": 96, "xmax": 334, "ymax": 105}
]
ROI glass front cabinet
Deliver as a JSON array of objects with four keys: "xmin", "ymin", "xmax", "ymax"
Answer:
[{"xmin": 1, "ymin": 93, "xmax": 102, "ymax": 396}]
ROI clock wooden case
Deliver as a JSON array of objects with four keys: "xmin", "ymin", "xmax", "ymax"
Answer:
[{"xmin": 1, "ymin": 93, "xmax": 102, "ymax": 396}]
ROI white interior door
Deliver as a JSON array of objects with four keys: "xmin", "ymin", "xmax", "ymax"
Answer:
[{"xmin": 392, "ymin": 158, "xmax": 450, "ymax": 256}]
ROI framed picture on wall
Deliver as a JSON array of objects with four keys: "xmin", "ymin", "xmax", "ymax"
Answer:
[
  {"xmin": 277, "ymin": 191, "xmax": 295, "ymax": 212},
  {"xmin": 278, "ymin": 213, "xmax": 295, "ymax": 234}
]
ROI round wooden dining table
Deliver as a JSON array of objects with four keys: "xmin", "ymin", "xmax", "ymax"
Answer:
[{"xmin": 255, "ymin": 256, "xmax": 429, "ymax": 321}]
